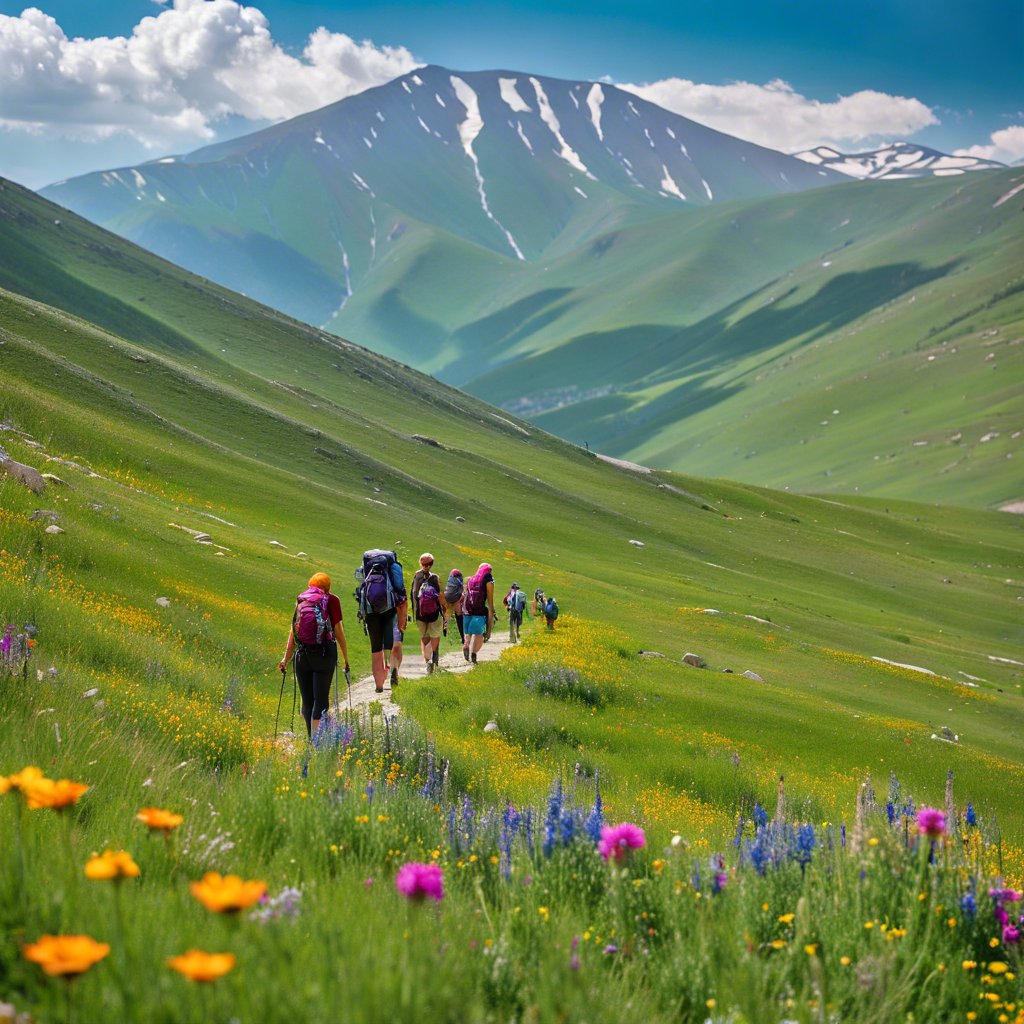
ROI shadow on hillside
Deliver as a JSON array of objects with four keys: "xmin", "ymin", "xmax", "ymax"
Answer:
[{"xmin": 471, "ymin": 261, "xmax": 959, "ymax": 411}]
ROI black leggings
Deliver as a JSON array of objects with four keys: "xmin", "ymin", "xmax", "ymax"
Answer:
[
  {"xmin": 454, "ymin": 613, "xmax": 465, "ymax": 643},
  {"xmin": 294, "ymin": 644, "xmax": 337, "ymax": 735}
]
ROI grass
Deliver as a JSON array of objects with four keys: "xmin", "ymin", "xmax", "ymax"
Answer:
[{"xmin": 0, "ymin": 176, "xmax": 1022, "ymax": 1020}]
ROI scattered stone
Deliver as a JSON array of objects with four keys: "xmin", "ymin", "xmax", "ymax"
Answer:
[
  {"xmin": 0, "ymin": 455, "xmax": 46, "ymax": 494},
  {"xmin": 638, "ymin": 650, "xmax": 665, "ymax": 658},
  {"xmin": 41, "ymin": 474, "xmax": 68, "ymax": 486},
  {"xmin": 412, "ymin": 434, "xmax": 442, "ymax": 448},
  {"xmin": 30, "ymin": 510, "xmax": 60, "ymax": 522},
  {"xmin": 629, "ymin": 539, "xmax": 645, "ymax": 547},
  {"xmin": 483, "ymin": 720, "xmax": 499, "ymax": 734},
  {"xmin": 455, "ymin": 516, "xmax": 466, "ymax": 523},
  {"xmin": 930, "ymin": 727, "xmax": 959, "ymax": 744},
  {"xmin": 81, "ymin": 688, "xmax": 99, "ymax": 699},
  {"xmin": 942, "ymin": 578, "xmax": 953, "ymax": 584},
  {"xmin": 742, "ymin": 670, "xmax": 765, "ymax": 683},
  {"xmin": 44, "ymin": 525, "xmax": 64, "ymax": 535},
  {"xmin": 269, "ymin": 540, "xmax": 287, "ymax": 548},
  {"xmin": 722, "ymin": 668, "xmax": 734, "ymax": 673},
  {"xmin": 214, "ymin": 551, "xmax": 225, "ymax": 557},
  {"xmin": 296, "ymin": 551, "xmax": 308, "ymax": 558},
  {"xmin": 682, "ymin": 653, "xmax": 706, "ymax": 668},
  {"xmin": 193, "ymin": 533, "xmax": 212, "ymax": 543},
  {"xmin": 156, "ymin": 597, "xmax": 171, "ymax": 608},
  {"xmin": 313, "ymin": 446, "xmax": 338, "ymax": 459},
  {"xmin": 88, "ymin": 502, "xmax": 104, "ymax": 511}
]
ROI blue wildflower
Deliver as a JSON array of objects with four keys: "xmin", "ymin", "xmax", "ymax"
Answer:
[
  {"xmin": 965, "ymin": 802, "xmax": 977, "ymax": 828},
  {"xmin": 753, "ymin": 803, "xmax": 768, "ymax": 831}
]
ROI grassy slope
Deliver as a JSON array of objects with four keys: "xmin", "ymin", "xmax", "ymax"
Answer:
[
  {"xmin": 328, "ymin": 170, "xmax": 1024, "ymax": 508},
  {"xmin": 1, "ymin": 177, "xmax": 1021, "ymax": 851}
]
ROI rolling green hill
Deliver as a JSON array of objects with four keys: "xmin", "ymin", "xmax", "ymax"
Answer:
[{"xmin": 1, "ymin": 173, "xmax": 1022, "ymax": 860}]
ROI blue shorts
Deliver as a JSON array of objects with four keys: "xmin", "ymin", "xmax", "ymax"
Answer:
[{"xmin": 464, "ymin": 614, "xmax": 487, "ymax": 636}]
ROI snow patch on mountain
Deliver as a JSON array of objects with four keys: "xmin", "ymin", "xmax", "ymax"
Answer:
[
  {"xmin": 515, "ymin": 121, "xmax": 533, "ymax": 153},
  {"xmin": 530, "ymin": 77, "xmax": 593, "ymax": 179},
  {"xmin": 586, "ymin": 84, "xmax": 604, "ymax": 141},
  {"xmin": 451, "ymin": 75, "xmax": 525, "ymax": 260},
  {"xmin": 660, "ymin": 165, "xmax": 686, "ymax": 201},
  {"xmin": 793, "ymin": 142, "xmax": 1005, "ymax": 180},
  {"xmin": 499, "ymin": 77, "xmax": 531, "ymax": 113}
]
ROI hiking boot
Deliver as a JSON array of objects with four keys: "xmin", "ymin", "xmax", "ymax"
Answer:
[
  {"xmin": 390, "ymin": 666, "xmax": 398, "ymax": 687},
  {"xmin": 432, "ymin": 649, "xmax": 440, "ymax": 667},
  {"xmin": 471, "ymin": 652, "xmax": 477, "ymax": 664},
  {"xmin": 426, "ymin": 661, "xmax": 434, "ymax": 675},
  {"xmin": 463, "ymin": 646, "xmax": 470, "ymax": 662}
]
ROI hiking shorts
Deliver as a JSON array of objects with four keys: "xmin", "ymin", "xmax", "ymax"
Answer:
[
  {"xmin": 364, "ymin": 610, "xmax": 397, "ymax": 654},
  {"xmin": 416, "ymin": 617, "xmax": 443, "ymax": 640},
  {"xmin": 464, "ymin": 614, "xmax": 487, "ymax": 636}
]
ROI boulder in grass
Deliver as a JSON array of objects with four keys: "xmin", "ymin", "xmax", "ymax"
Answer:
[
  {"xmin": 1, "ymin": 455, "xmax": 46, "ymax": 494},
  {"xmin": 638, "ymin": 650, "xmax": 665, "ymax": 658},
  {"xmin": 483, "ymin": 720, "xmax": 499, "ymax": 734},
  {"xmin": 45, "ymin": 525, "xmax": 64, "ymax": 535},
  {"xmin": 41, "ymin": 474, "xmax": 68, "ymax": 486},
  {"xmin": 682, "ymin": 653, "xmax": 706, "ymax": 668},
  {"xmin": 156, "ymin": 597, "xmax": 171, "ymax": 608},
  {"xmin": 742, "ymin": 670, "xmax": 765, "ymax": 683},
  {"xmin": 629, "ymin": 539, "xmax": 645, "ymax": 548},
  {"xmin": 30, "ymin": 510, "xmax": 60, "ymax": 522},
  {"xmin": 269, "ymin": 540, "xmax": 287, "ymax": 549}
]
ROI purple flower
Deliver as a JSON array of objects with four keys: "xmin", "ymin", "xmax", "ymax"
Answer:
[
  {"xmin": 916, "ymin": 807, "xmax": 945, "ymax": 838},
  {"xmin": 1004, "ymin": 924, "xmax": 1021, "ymax": 945},
  {"xmin": 990, "ymin": 888, "xmax": 1022, "ymax": 902},
  {"xmin": 395, "ymin": 862, "xmax": 444, "ymax": 902},
  {"xmin": 598, "ymin": 822, "xmax": 646, "ymax": 862},
  {"xmin": 569, "ymin": 935, "xmax": 580, "ymax": 972},
  {"xmin": 602, "ymin": 943, "xmax": 618, "ymax": 956},
  {"xmin": 712, "ymin": 871, "xmax": 728, "ymax": 894}
]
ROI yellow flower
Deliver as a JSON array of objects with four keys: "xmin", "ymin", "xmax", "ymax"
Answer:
[
  {"xmin": 868, "ymin": 837, "xmax": 879, "ymax": 846},
  {"xmin": 538, "ymin": 906, "xmax": 549, "ymax": 921},
  {"xmin": 706, "ymin": 999, "xmax": 716, "ymax": 1009},
  {"xmin": 85, "ymin": 850, "xmax": 140, "ymax": 881},
  {"xmin": 189, "ymin": 872, "xmax": 266, "ymax": 913},
  {"xmin": 136, "ymin": 807, "xmax": 183, "ymax": 833},
  {"xmin": 864, "ymin": 921, "xmax": 875, "ymax": 930},
  {"xmin": 167, "ymin": 950, "xmax": 236, "ymax": 982},
  {"xmin": 840, "ymin": 956, "xmax": 851, "ymax": 966},
  {"xmin": 804, "ymin": 944, "xmax": 819, "ymax": 956},
  {"xmin": 23, "ymin": 934, "xmax": 110, "ymax": 977},
  {"xmin": 778, "ymin": 913, "xmax": 795, "ymax": 924},
  {"xmin": 989, "ymin": 962, "xmax": 1009, "ymax": 975},
  {"xmin": 963, "ymin": 960, "xmax": 978, "ymax": 970},
  {"xmin": 770, "ymin": 940, "xmax": 786, "ymax": 950}
]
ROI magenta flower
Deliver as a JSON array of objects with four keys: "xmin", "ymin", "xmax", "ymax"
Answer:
[
  {"xmin": 990, "ymin": 888, "xmax": 1022, "ymax": 902},
  {"xmin": 395, "ymin": 862, "xmax": 443, "ymax": 902},
  {"xmin": 1004, "ymin": 924, "xmax": 1021, "ymax": 945},
  {"xmin": 916, "ymin": 807, "xmax": 945, "ymax": 838},
  {"xmin": 598, "ymin": 822, "xmax": 646, "ymax": 861}
]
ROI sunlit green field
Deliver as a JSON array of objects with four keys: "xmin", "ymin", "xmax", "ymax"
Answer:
[{"xmin": 1, "ymin": 178, "xmax": 1022, "ymax": 1021}]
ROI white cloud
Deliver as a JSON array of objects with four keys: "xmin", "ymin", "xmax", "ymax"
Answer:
[
  {"xmin": 954, "ymin": 125, "xmax": 1024, "ymax": 164},
  {"xmin": 620, "ymin": 76, "xmax": 938, "ymax": 154},
  {"xmin": 0, "ymin": 1, "xmax": 419, "ymax": 148}
]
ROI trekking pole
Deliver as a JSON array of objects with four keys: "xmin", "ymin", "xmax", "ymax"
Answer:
[
  {"xmin": 290, "ymin": 660, "xmax": 297, "ymax": 734},
  {"xmin": 273, "ymin": 667, "xmax": 286, "ymax": 742},
  {"xmin": 345, "ymin": 664, "xmax": 352, "ymax": 713}
]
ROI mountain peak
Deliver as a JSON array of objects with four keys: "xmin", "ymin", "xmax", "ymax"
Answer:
[{"xmin": 792, "ymin": 141, "xmax": 1005, "ymax": 179}]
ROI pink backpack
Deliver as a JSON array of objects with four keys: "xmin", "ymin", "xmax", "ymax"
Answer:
[{"xmin": 293, "ymin": 587, "xmax": 334, "ymax": 646}]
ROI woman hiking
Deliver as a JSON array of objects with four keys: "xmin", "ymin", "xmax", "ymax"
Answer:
[
  {"xmin": 356, "ymin": 548, "xmax": 407, "ymax": 692},
  {"xmin": 462, "ymin": 562, "xmax": 496, "ymax": 664},
  {"xmin": 411, "ymin": 552, "xmax": 446, "ymax": 674},
  {"xmin": 385, "ymin": 620, "xmax": 404, "ymax": 689},
  {"xmin": 443, "ymin": 568, "xmax": 466, "ymax": 646},
  {"xmin": 278, "ymin": 572, "xmax": 349, "ymax": 737}
]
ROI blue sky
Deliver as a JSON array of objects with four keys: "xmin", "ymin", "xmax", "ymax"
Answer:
[{"xmin": 0, "ymin": 0, "xmax": 1020, "ymax": 187}]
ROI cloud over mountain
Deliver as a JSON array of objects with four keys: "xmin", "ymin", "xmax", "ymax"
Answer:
[
  {"xmin": 619, "ymin": 76, "xmax": 938, "ymax": 153},
  {"xmin": 0, "ymin": 0, "xmax": 419, "ymax": 146},
  {"xmin": 955, "ymin": 125, "xmax": 1024, "ymax": 165}
]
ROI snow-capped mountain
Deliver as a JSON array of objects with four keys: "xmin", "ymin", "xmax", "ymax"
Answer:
[
  {"xmin": 792, "ymin": 142, "xmax": 1005, "ymax": 179},
  {"xmin": 42, "ymin": 66, "xmax": 844, "ymax": 325}
]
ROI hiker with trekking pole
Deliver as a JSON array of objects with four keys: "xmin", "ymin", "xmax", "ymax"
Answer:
[
  {"xmin": 462, "ymin": 562, "xmax": 496, "ymax": 664},
  {"xmin": 277, "ymin": 572, "xmax": 349, "ymax": 739},
  {"xmin": 411, "ymin": 552, "xmax": 446, "ymax": 675}
]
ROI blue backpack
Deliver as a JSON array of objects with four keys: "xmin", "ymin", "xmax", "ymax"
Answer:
[{"xmin": 544, "ymin": 598, "xmax": 559, "ymax": 620}]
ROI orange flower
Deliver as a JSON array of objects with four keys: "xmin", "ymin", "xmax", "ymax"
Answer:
[
  {"xmin": 136, "ymin": 807, "xmax": 184, "ymax": 833},
  {"xmin": 85, "ymin": 850, "xmax": 140, "ymax": 881},
  {"xmin": 23, "ymin": 934, "xmax": 110, "ymax": 977},
  {"xmin": 190, "ymin": 872, "xmax": 266, "ymax": 913},
  {"xmin": 23, "ymin": 778, "xmax": 89, "ymax": 810},
  {"xmin": 7, "ymin": 765, "xmax": 45, "ymax": 791},
  {"xmin": 167, "ymin": 949, "xmax": 236, "ymax": 982}
]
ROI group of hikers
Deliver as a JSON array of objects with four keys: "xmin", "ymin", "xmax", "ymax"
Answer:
[{"xmin": 277, "ymin": 549, "xmax": 560, "ymax": 737}]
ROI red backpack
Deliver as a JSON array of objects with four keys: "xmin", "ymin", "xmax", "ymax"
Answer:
[{"xmin": 293, "ymin": 587, "xmax": 334, "ymax": 646}]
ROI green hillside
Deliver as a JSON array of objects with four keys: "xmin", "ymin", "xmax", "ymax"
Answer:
[
  {"xmin": 2, "ymin": 175, "xmax": 1024, "ymax": 1022},
  {"xmin": 333, "ymin": 170, "xmax": 1024, "ymax": 509}
]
